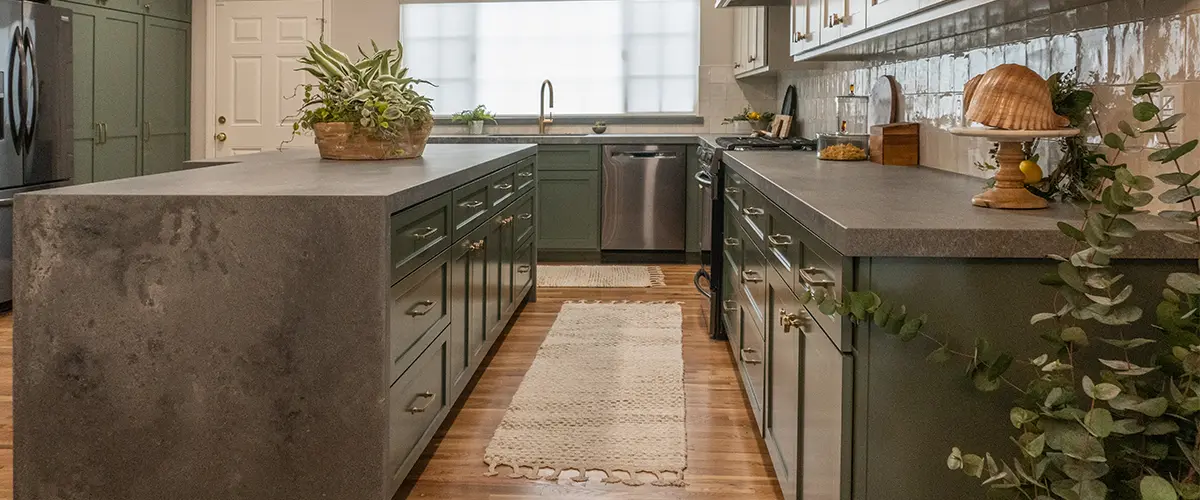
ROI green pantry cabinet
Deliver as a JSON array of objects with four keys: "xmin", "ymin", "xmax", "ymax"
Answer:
[
  {"xmin": 387, "ymin": 154, "xmax": 537, "ymax": 491},
  {"xmin": 59, "ymin": 0, "xmax": 190, "ymax": 183}
]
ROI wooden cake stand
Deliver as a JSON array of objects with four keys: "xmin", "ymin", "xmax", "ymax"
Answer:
[{"xmin": 949, "ymin": 127, "xmax": 1080, "ymax": 210}]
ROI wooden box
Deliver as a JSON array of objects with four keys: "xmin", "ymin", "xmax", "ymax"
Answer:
[{"xmin": 868, "ymin": 122, "xmax": 920, "ymax": 166}]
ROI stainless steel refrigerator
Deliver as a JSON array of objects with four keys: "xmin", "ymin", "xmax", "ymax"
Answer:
[{"xmin": 0, "ymin": 0, "xmax": 72, "ymax": 308}]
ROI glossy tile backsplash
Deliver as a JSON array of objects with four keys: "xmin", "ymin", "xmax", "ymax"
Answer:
[{"xmin": 778, "ymin": 0, "xmax": 1196, "ymax": 208}]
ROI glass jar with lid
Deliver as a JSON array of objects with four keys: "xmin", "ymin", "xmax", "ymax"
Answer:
[
  {"xmin": 817, "ymin": 133, "xmax": 869, "ymax": 161},
  {"xmin": 835, "ymin": 84, "xmax": 869, "ymax": 135}
]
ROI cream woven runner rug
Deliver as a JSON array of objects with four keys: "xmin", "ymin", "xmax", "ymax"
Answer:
[
  {"xmin": 536, "ymin": 265, "xmax": 666, "ymax": 288},
  {"xmin": 484, "ymin": 300, "xmax": 687, "ymax": 486}
]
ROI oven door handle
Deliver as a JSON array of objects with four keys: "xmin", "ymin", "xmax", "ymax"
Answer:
[{"xmin": 694, "ymin": 170, "xmax": 713, "ymax": 187}]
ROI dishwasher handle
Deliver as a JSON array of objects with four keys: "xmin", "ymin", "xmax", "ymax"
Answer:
[
  {"xmin": 612, "ymin": 151, "xmax": 680, "ymax": 160},
  {"xmin": 694, "ymin": 170, "xmax": 713, "ymax": 187}
]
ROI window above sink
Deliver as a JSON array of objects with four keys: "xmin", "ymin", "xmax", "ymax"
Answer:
[{"xmin": 399, "ymin": 0, "xmax": 699, "ymax": 118}]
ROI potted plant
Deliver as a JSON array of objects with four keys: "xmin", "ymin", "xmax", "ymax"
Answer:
[
  {"xmin": 293, "ymin": 41, "xmax": 434, "ymax": 160},
  {"xmin": 722, "ymin": 107, "xmax": 775, "ymax": 134},
  {"xmin": 593, "ymin": 120, "xmax": 607, "ymax": 134},
  {"xmin": 450, "ymin": 105, "xmax": 497, "ymax": 135}
]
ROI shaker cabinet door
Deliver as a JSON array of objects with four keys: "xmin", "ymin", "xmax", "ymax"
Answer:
[
  {"xmin": 536, "ymin": 170, "xmax": 599, "ymax": 250},
  {"xmin": 141, "ymin": 17, "xmax": 190, "ymax": 175},
  {"xmin": 92, "ymin": 8, "xmax": 143, "ymax": 181},
  {"xmin": 766, "ymin": 268, "xmax": 802, "ymax": 500}
]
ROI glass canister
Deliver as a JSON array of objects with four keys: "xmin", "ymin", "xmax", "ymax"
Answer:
[
  {"xmin": 835, "ymin": 85, "xmax": 869, "ymax": 135},
  {"xmin": 817, "ymin": 133, "xmax": 870, "ymax": 161}
]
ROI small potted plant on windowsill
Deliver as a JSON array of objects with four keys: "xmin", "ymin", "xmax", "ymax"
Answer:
[
  {"xmin": 451, "ymin": 105, "xmax": 497, "ymax": 135},
  {"xmin": 722, "ymin": 107, "xmax": 775, "ymax": 134},
  {"xmin": 292, "ymin": 40, "xmax": 435, "ymax": 160}
]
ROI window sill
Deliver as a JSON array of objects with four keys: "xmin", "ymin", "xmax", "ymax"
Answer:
[{"xmin": 433, "ymin": 114, "xmax": 704, "ymax": 126}]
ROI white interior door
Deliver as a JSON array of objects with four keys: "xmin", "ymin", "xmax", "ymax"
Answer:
[{"xmin": 213, "ymin": 0, "xmax": 323, "ymax": 157}]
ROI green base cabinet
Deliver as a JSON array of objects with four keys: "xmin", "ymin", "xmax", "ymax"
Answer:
[
  {"xmin": 536, "ymin": 170, "xmax": 599, "ymax": 250},
  {"xmin": 59, "ymin": 0, "xmax": 191, "ymax": 22},
  {"xmin": 141, "ymin": 16, "xmax": 190, "ymax": 175}
]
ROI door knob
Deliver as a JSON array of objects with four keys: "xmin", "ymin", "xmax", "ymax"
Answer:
[{"xmin": 214, "ymin": 132, "xmax": 227, "ymax": 142}]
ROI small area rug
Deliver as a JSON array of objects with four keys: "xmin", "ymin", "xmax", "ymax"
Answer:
[
  {"xmin": 536, "ymin": 265, "xmax": 666, "ymax": 288},
  {"xmin": 483, "ymin": 300, "xmax": 687, "ymax": 486}
]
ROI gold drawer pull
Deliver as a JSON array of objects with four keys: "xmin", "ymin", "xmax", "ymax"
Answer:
[
  {"xmin": 517, "ymin": 171, "xmax": 534, "ymax": 178},
  {"xmin": 742, "ymin": 270, "xmax": 763, "ymax": 283},
  {"xmin": 517, "ymin": 213, "xmax": 532, "ymax": 220},
  {"xmin": 412, "ymin": 227, "xmax": 439, "ymax": 239},
  {"xmin": 742, "ymin": 207, "xmax": 764, "ymax": 216},
  {"xmin": 768, "ymin": 234, "xmax": 793, "ymax": 246},
  {"xmin": 470, "ymin": 239, "xmax": 485, "ymax": 251},
  {"xmin": 406, "ymin": 300, "xmax": 437, "ymax": 316},
  {"xmin": 723, "ymin": 300, "xmax": 738, "ymax": 312},
  {"xmin": 408, "ymin": 391, "xmax": 437, "ymax": 413},
  {"xmin": 725, "ymin": 187, "xmax": 740, "ymax": 194},
  {"xmin": 724, "ymin": 237, "xmax": 740, "ymax": 247},
  {"xmin": 799, "ymin": 266, "xmax": 835, "ymax": 288},
  {"xmin": 518, "ymin": 265, "xmax": 531, "ymax": 274},
  {"xmin": 779, "ymin": 309, "xmax": 804, "ymax": 333},
  {"xmin": 460, "ymin": 200, "xmax": 484, "ymax": 209},
  {"xmin": 741, "ymin": 348, "xmax": 763, "ymax": 364},
  {"xmin": 494, "ymin": 183, "xmax": 513, "ymax": 190},
  {"xmin": 498, "ymin": 215, "xmax": 514, "ymax": 226}
]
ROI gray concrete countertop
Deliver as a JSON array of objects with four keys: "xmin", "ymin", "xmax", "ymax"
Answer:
[
  {"xmin": 723, "ymin": 150, "xmax": 1196, "ymax": 259},
  {"xmin": 429, "ymin": 133, "xmax": 722, "ymax": 148},
  {"xmin": 37, "ymin": 144, "xmax": 537, "ymax": 213}
]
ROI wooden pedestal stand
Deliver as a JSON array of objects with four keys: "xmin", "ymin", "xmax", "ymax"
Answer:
[{"xmin": 949, "ymin": 127, "xmax": 1080, "ymax": 210}]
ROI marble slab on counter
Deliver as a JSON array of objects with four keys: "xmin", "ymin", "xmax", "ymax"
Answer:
[
  {"xmin": 723, "ymin": 150, "xmax": 1196, "ymax": 259},
  {"xmin": 62, "ymin": 144, "xmax": 537, "ymax": 213}
]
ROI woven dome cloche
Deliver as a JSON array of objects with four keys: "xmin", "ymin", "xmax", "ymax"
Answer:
[{"xmin": 963, "ymin": 64, "xmax": 1070, "ymax": 130}]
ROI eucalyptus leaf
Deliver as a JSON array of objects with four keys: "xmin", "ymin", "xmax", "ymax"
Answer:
[
  {"xmin": 1143, "ymin": 419, "xmax": 1180, "ymax": 436},
  {"xmin": 1160, "ymin": 185, "xmax": 1200, "ymax": 204},
  {"xmin": 1167, "ymin": 273, "xmax": 1200, "ymax": 294},
  {"xmin": 1143, "ymin": 113, "xmax": 1186, "ymax": 133},
  {"xmin": 1059, "ymin": 222, "xmax": 1087, "ymax": 242},
  {"xmin": 1134, "ymin": 101, "xmax": 1162, "ymax": 121},
  {"xmin": 1061, "ymin": 457, "xmax": 1109, "ymax": 482},
  {"xmin": 1103, "ymin": 132, "xmax": 1126, "ymax": 151},
  {"xmin": 1061, "ymin": 326, "xmax": 1089, "ymax": 345},
  {"xmin": 1075, "ymin": 478, "xmax": 1107, "ymax": 500},
  {"xmin": 1157, "ymin": 171, "xmax": 1200, "ymax": 186},
  {"xmin": 1140, "ymin": 475, "xmax": 1178, "ymax": 500},
  {"xmin": 926, "ymin": 345, "xmax": 952, "ymax": 363},
  {"xmin": 962, "ymin": 453, "xmax": 985, "ymax": 478},
  {"xmin": 1130, "ymin": 397, "xmax": 1170, "ymax": 417},
  {"xmin": 1059, "ymin": 262, "xmax": 1088, "ymax": 293},
  {"xmin": 1011, "ymin": 407, "xmax": 1039, "ymax": 429},
  {"xmin": 973, "ymin": 370, "xmax": 1002, "ymax": 392},
  {"xmin": 1083, "ymin": 408, "xmax": 1114, "ymax": 438},
  {"xmin": 1160, "ymin": 210, "xmax": 1200, "ymax": 222},
  {"xmin": 1149, "ymin": 140, "xmax": 1199, "ymax": 163},
  {"xmin": 947, "ymin": 447, "xmax": 963, "ymax": 470},
  {"xmin": 1118, "ymin": 120, "xmax": 1139, "ymax": 137},
  {"xmin": 1166, "ymin": 232, "xmax": 1200, "ymax": 245},
  {"xmin": 1111, "ymin": 419, "xmax": 1146, "ymax": 435},
  {"xmin": 1031, "ymin": 312, "xmax": 1058, "ymax": 324}
]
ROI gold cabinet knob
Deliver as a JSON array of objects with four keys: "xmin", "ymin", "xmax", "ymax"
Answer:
[{"xmin": 214, "ymin": 132, "xmax": 228, "ymax": 142}]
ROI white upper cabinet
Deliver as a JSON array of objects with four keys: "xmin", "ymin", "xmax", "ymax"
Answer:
[
  {"xmin": 864, "ymin": 0, "xmax": 912, "ymax": 27},
  {"xmin": 789, "ymin": 0, "xmax": 820, "ymax": 56},
  {"xmin": 819, "ymin": 0, "xmax": 866, "ymax": 43},
  {"xmin": 787, "ymin": 0, "xmax": 981, "ymax": 59},
  {"xmin": 735, "ymin": 6, "xmax": 793, "ymax": 78}
]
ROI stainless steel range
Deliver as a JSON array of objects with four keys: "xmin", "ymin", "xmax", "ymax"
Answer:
[{"xmin": 694, "ymin": 136, "xmax": 816, "ymax": 339}]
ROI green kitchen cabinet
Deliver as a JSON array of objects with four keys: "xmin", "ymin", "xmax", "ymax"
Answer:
[
  {"xmin": 536, "ymin": 170, "xmax": 599, "ymax": 250},
  {"xmin": 141, "ymin": 17, "xmax": 190, "ymax": 175},
  {"xmin": 60, "ymin": 0, "xmax": 191, "ymax": 22},
  {"xmin": 90, "ymin": 6, "xmax": 142, "ymax": 182},
  {"xmin": 766, "ymin": 266, "xmax": 802, "ymax": 500},
  {"xmin": 68, "ymin": 4, "xmax": 98, "ymax": 183},
  {"xmin": 450, "ymin": 221, "xmax": 489, "ymax": 395},
  {"xmin": 537, "ymin": 145, "xmax": 599, "ymax": 171}
]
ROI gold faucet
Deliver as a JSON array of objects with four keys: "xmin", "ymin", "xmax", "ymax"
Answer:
[{"xmin": 539, "ymin": 79, "xmax": 554, "ymax": 134}]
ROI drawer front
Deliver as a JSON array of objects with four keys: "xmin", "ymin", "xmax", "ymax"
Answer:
[
  {"xmin": 766, "ymin": 204, "xmax": 802, "ymax": 291},
  {"xmin": 740, "ymin": 187, "xmax": 769, "ymax": 245},
  {"xmin": 515, "ymin": 157, "xmax": 536, "ymax": 194},
  {"xmin": 722, "ymin": 198, "xmax": 743, "ymax": 270},
  {"xmin": 391, "ymin": 193, "xmax": 452, "ymax": 284},
  {"xmin": 513, "ymin": 193, "xmax": 535, "ymax": 245},
  {"xmin": 514, "ymin": 239, "xmax": 534, "ymax": 298},
  {"xmin": 724, "ymin": 169, "xmax": 746, "ymax": 213},
  {"xmin": 451, "ymin": 176, "xmax": 492, "ymax": 239},
  {"xmin": 390, "ymin": 250, "xmax": 451, "ymax": 383},
  {"xmin": 539, "ymin": 145, "xmax": 599, "ymax": 171},
  {"xmin": 740, "ymin": 242, "xmax": 769, "ymax": 337},
  {"xmin": 797, "ymin": 229, "xmax": 848, "ymax": 351},
  {"xmin": 489, "ymin": 165, "xmax": 518, "ymax": 209},
  {"xmin": 739, "ymin": 313, "xmax": 766, "ymax": 427},
  {"xmin": 721, "ymin": 256, "xmax": 742, "ymax": 353},
  {"xmin": 389, "ymin": 330, "xmax": 450, "ymax": 480}
]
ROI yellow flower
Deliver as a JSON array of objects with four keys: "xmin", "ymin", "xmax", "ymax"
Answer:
[{"xmin": 747, "ymin": 112, "xmax": 761, "ymax": 121}]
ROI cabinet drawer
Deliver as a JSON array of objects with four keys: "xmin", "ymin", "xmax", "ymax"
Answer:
[
  {"xmin": 391, "ymin": 193, "xmax": 452, "ymax": 284},
  {"xmin": 740, "ymin": 242, "xmax": 769, "ymax": 337},
  {"xmin": 740, "ymin": 187, "xmax": 769, "ymax": 245},
  {"xmin": 452, "ymin": 176, "xmax": 492, "ymax": 239},
  {"xmin": 766, "ymin": 204, "xmax": 802, "ymax": 290},
  {"xmin": 388, "ymin": 330, "xmax": 449, "ymax": 481},
  {"xmin": 390, "ymin": 250, "xmax": 451, "ymax": 383},
  {"xmin": 739, "ymin": 314, "xmax": 766, "ymax": 427},
  {"xmin": 539, "ymin": 145, "xmax": 599, "ymax": 171},
  {"xmin": 721, "ymin": 257, "xmax": 742, "ymax": 353},
  {"xmin": 514, "ymin": 157, "xmax": 536, "ymax": 194},
  {"xmin": 722, "ymin": 199, "xmax": 743, "ymax": 270},
  {"xmin": 489, "ymin": 166, "xmax": 517, "ymax": 209},
  {"xmin": 512, "ymin": 193, "xmax": 535, "ymax": 245},
  {"xmin": 724, "ymin": 170, "xmax": 745, "ymax": 212},
  {"xmin": 514, "ymin": 239, "xmax": 534, "ymax": 298}
]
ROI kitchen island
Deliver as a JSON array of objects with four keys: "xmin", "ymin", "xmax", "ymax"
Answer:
[
  {"xmin": 13, "ymin": 144, "xmax": 540, "ymax": 500},
  {"xmin": 716, "ymin": 150, "xmax": 1194, "ymax": 500}
]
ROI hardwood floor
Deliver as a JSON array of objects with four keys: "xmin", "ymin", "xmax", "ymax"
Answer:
[
  {"xmin": 0, "ymin": 265, "xmax": 780, "ymax": 500},
  {"xmin": 397, "ymin": 264, "xmax": 782, "ymax": 499}
]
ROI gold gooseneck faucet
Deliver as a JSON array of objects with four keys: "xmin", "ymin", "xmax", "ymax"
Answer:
[{"xmin": 539, "ymin": 79, "xmax": 554, "ymax": 134}]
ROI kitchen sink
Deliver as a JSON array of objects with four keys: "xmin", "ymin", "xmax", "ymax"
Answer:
[{"xmin": 489, "ymin": 133, "xmax": 591, "ymax": 137}]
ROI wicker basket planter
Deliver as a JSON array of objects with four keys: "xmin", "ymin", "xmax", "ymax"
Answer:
[{"xmin": 313, "ymin": 121, "xmax": 433, "ymax": 160}]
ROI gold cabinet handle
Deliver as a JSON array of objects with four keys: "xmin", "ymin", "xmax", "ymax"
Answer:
[
  {"xmin": 406, "ymin": 300, "xmax": 437, "ymax": 316},
  {"xmin": 517, "ymin": 171, "xmax": 534, "ymax": 178},
  {"xmin": 94, "ymin": 123, "xmax": 102, "ymax": 144},
  {"xmin": 518, "ymin": 265, "xmax": 531, "ymax": 274},
  {"xmin": 742, "ymin": 207, "xmax": 765, "ymax": 216},
  {"xmin": 723, "ymin": 300, "xmax": 738, "ymax": 312},
  {"xmin": 779, "ymin": 308, "xmax": 804, "ymax": 333},
  {"xmin": 408, "ymin": 391, "xmax": 437, "ymax": 413},
  {"xmin": 767, "ymin": 234, "xmax": 793, "ymax": 247},
  {"xmin": 725, "ymin": 187, "xmax": 740, "ymax": 194},
  {"xmin": 741, "ymin": 348, "xmax": 763, "ymax": 365},
  {"xmin": 494, "ymin": 183, "xmax": 513, "ymax": 190},
  {"xmin": 143, "ymin": 121, "xmax": 150, "ymax": 142},
  {"xmin": 799, "ymin": 266, "xmax": 835, "ymax": 288},
  {"xmin": 498, "ymin": 216, "xmax": 514, "ymax": 226},
  {"xmin": 517, "ymin": 213, "xmax": 532, "ymax": 220},
  {"xmin": 101, "ymin": 123, "xmax": 109, "ymax": 144},
  {"xmin": 469, "ymin": 239, "xmax": 485, "ymax": 251},
  {"xmin": 724, "ymin": 237, "xmax": 740, "ymax": 247},
  {"xmin": 460, "ymin": 200, "xmax": 484, "ymax": 209},
  {"xmin": 411, "ymin": 227, "xmax": 439, "ymax": 239},
  {"xmin": 214, "ymin": 131, "xmax": 227, "ymax": 142},
  {"xmin": 742, "ymin": 270, "xmax": 763, "ymax": 283}
]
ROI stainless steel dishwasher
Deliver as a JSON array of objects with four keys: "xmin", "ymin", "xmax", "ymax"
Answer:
[{"xmin": 601, "ymin": 145, "xmax": 687, "ymax": 251}]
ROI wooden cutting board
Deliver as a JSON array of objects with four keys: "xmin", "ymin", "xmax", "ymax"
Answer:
[{"xmin": 868, "ymin": 75, "xmax": 899, "ymax": 127}]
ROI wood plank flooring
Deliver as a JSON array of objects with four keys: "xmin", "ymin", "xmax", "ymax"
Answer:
[{"xmin": 0, "ymin": 264, "xmax": 780, "ymax": 500}]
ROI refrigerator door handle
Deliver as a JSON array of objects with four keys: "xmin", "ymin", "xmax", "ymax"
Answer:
[
  {"xmin": 6, "ymin": 29, "xmax": 19, "ymax": 153},
  {"xmin": 21, "ymin": 27, "xmax": 35, "ymax": 155}
]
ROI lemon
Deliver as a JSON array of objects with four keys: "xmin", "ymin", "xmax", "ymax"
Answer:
[{"xmin": 1019, "ymin": 160, "xmax": 1043, "ymax": 184}]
